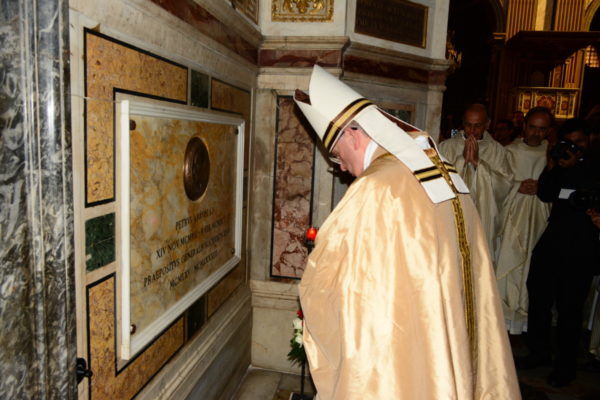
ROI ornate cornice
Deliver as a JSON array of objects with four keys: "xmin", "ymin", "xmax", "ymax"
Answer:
[
  {"xmin": 149, "ymin": 0, "xmax": 260, "ymax": 64},
  {"xmin": 259, "ymin": 36, "xmax": 348, "ymax": 67}
]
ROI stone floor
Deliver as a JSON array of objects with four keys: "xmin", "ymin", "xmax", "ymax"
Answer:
[
  {"xmin": 232, "ymin": 330, "xmax": 600, "ymax": 400},
  {"xmin": 510, "ymin": 333, "xmax": 600, "ymax": 400},
  {"xmin": 232, "ymin": 367, "xmax": 600, "ymax": 400},
  {"xmin": 232, "ymin": 368, "xmax": 315, "ymax": 400},
  {"xmin": 232, "ymin": 334, "xmax": 600, "ymax": 400}
]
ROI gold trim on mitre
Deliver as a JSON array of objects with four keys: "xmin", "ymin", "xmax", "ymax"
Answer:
[
  {"xmin": 294, "ymin": 66, "xmax": 372, "ymax": 152},
  {"xmin": 294, "ymin": 65, "xmax": 469, "ymax": 204},
  {"xmin": 323, "ymin": 98, "xmax": 373, "ymax": 151}
]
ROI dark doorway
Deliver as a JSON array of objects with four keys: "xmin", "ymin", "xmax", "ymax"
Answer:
[
  {"xmin": 580, "ymin": 7, "xmax": 600, "ymax": 118},
  {"xmin": 441, "ymin": 0, "xmax": 496, "ymax": 140}
]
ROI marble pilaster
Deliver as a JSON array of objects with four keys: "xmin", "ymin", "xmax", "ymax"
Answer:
[
  {"xmin": 271, "ymin": 97, "xmax": 314, "ymax": 278},
  {"xmin": 0, "ymin": 0, "xmax": 76, "ymax": 398}
]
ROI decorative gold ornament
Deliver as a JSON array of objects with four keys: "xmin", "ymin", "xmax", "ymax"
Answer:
[
  {"xmin": 446, "ymin": 30, "xmax": 462, "ymax": 74},
  {"xmin": 183, "ymin": 137, "xmax": 210, "ymax": 201},
  {"xmin": 272, "ymin": 0, "xmax": 333, "ymax": 22}
]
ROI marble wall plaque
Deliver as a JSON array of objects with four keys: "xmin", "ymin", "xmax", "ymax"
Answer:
[
  {"xmin": 117, "ymin": 98, "xmax": 244, "ymax": 359},
  {"xmin": 355, "ymin": 0, "xmax": 428, "ymax": 48}
]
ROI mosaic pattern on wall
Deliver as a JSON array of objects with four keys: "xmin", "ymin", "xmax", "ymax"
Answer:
[
  {"xmin": 88, "ymin": 276, "xmax": 184, "ymax": 399},
  {"xmin": 84, "ymin": 30, "xmax": 187, "ymax": 206},
  {"xmin": 270, "ymin": 97, "xmax": 315, "ymax": 279}
]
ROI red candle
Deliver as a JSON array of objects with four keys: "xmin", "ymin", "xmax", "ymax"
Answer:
[{"xmin": 306, "ymin": 227, "xmax": 318, "ymax": 241}]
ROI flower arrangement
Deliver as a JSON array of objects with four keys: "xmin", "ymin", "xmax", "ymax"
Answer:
[{"xmin": 287, "ymin": 309, "xmax": 306, "ymax": 366}]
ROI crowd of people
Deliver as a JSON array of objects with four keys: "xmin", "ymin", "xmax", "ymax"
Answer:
[{"xmin": 440, "ymin": 103, "xmax": 600, "ymax": 388}]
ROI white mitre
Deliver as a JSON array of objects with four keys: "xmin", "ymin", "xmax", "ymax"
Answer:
[{"xmin": 294, "ymin": 65, "xmax": 468, "ymax": 203}]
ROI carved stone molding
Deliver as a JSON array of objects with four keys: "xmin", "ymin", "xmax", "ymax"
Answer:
[{"xmin": 232, "ymin": 0, "xmax": 258, "ymax": 24}]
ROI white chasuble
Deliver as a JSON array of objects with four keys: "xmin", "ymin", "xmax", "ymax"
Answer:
[
  {"xmin": 299, "ymin": 151, "xmax": 521, "ymax": 399},
  {"xmin": 496, "ymin": 139, "xmax": 550, "ymax": 334},
  {"xmin": 439, "ymin": 132, "xmax": 512, "ymax": 258}
]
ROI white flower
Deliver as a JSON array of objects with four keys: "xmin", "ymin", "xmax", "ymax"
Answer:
[
  {"xmin": 293, "ymin": 318, "xmax": 303, "ymax": 331},
  {"xmin": 294, "ymin": 333, "xmax": 303, "ymax": 346}
]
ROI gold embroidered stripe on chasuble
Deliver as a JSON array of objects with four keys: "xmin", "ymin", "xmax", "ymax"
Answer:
[{"xmin": 424, "ymin": 149, "xmax": 477, "ymax": 379}]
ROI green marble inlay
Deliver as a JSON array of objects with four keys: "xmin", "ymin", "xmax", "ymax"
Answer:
[
  {"xmin": 85, "ymin": 213, "xmax": 115, "ymax": 272},
  {"xmin": 190, "ymin": 70, "xmax": 209, "ymax": 108}
]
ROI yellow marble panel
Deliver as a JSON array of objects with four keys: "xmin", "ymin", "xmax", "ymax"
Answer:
[
  {"xmin": 208, "ymin": 80, "xmax": 251, "ymax": 312},
  {"xmin": 129, "ymin": 116, "xmax": 238, "ymax": 335},
  {"xmin": 211, "ymin": 80, "xmax": 251, "ymax": 168},
  {"xmin": 85, "ymin": 31, "xmax": 187, "ymax": 204},
  {"xmin": 211, "ymin": 80, "xmax": 251, "ymax": 115},
  {"xmin": 89, "ymin": 276, "xmax": 183, "ymax": 399},
  {"xmin": 207, "ymin": 262, "xmax": 246, "ymax": 317}
]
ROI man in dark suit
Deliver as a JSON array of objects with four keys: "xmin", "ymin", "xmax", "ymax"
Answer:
[{"xmin": 521, "ymin": 118, "xmax": 600, "ymax": 387}]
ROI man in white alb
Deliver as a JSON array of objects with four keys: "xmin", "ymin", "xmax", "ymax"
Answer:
[
  {"xmin": 495, "ymin": 107, "xmax": 553, "ymax": 334},
  {"xmin": 439, "ymin": 104, "xmax": 512, "ymax": 257}
]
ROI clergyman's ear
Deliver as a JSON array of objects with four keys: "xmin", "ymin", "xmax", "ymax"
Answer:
[{"xmin": 346, "ymin": 127, "xmax": 363, "ymax": 150}]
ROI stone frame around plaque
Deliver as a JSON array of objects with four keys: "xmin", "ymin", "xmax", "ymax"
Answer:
[{"xmin": 115, "ymin": 95, "xmax": 244, "ymax": 360}]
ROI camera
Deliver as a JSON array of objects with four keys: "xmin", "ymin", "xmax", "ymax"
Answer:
[
  {"xmin": 569, "ymin": 187, "xmax": 600, "ymax": 211},
  {"xmin": 550, "ymin": 140, "xmax": 582, "ymax": 161}
]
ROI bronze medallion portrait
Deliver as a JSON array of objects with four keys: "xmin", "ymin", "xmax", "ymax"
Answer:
[{"xmin": 183, "ymin": 137, "xmax": 210, "ymax": 201}]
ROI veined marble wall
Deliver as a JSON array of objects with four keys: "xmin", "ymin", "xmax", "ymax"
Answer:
[
  {"xmin": 271, "ymin": 97, "xmax": 315, "ymax": 279},
  {"xmin": 0, "ymin": 0, "xmax": 76, "ymax": 398},
  {"xmin": 69, "ymin": 0, "xmax": 256, "ymax": 398}
]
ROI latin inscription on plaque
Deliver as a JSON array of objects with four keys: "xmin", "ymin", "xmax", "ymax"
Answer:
[
  {"xmin": 118, "ymin": 99, "xmax": 243, "ymax": 358},
  {"xmin": 355, "ymin": 0, "xmax": 428, "ymax": 48}
]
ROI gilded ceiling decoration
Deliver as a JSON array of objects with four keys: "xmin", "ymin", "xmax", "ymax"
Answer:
[{"xmin": 272, "ymin": 0, "xmax": 333, "ymax": 22}]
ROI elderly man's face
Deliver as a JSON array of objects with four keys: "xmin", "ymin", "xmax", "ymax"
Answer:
[
  {"xmin": 463, "ymin": 110, "xmax": 488, "ymax": 140},
  {"xmin": 331, "ymin": 127, "xmax": 366, "ymax": 177}
]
